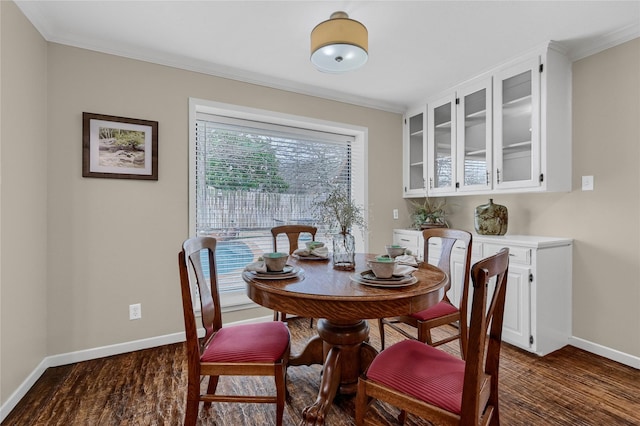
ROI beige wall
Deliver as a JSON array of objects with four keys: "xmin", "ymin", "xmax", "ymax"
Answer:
[
  {"xmin": 2, "ymin": 0, "xmax": 639, "ymax": 412},
  {"xmin": 445, "ymin": 38, "xmax": 640, "ymax": 357},
  {"xmin": 0, "ymin": 1, "xmax": 49, "ymax": 405},
  {"xmin": 44, "ymin": 46, "xmax": 401, "ymax": 353}
]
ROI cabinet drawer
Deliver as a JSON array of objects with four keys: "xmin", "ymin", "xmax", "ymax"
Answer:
[
  {"xmin": 483, "ymin": 243, "xmax": 531, "ymax": 265},
  {"xmin": 393, "ymin": 232, "xmax": 420, "ymax": 249}
]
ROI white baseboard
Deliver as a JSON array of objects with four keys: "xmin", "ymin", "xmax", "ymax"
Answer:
[
  {"xmin": 0, "ymin": 315, "xmax": 272, "ymax": 422},
  {"xmin": 0, "ymin": 357, "xmax": 51, "ymax": 422},
  {"xmin": 568, "ymin": 336, "xmax": 640, "ymax": 369}
]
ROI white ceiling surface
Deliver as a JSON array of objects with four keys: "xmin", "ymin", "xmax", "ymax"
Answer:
[{"xmin": 16, "ymin": 1, "xmax": 640, "ymax": 113}]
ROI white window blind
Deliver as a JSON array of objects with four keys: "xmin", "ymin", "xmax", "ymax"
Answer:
[{"xmin": 193, "ymin": 111, "xmax": 362, "ymax": 304}]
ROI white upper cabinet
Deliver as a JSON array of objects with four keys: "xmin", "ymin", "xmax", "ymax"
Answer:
[
  {"xmin": 427, "ymin": 93, "xmax": 456, "ymax": 194},
  {"xmin": 427, "ymin": 78, "xmax": 492, "ymax": 195},
  {"xmin": 493, "ymin": 56, "xmax": 541, "ymax": 190},
  {"xmin": 416, "ymin": 42, "xmax": 571, "ymax": 197},
  {"xmin": 456, "ymin": 78, "xmax": 493, "ymax": 193},
  {"xmin": 402, "ymin": 107, "xmax": 427, "ymax": 197},
  {"xmin": 493, "ymin": 45, "xmax": 572, "ymax": 193}
]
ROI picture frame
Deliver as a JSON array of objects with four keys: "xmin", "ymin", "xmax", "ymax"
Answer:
[{"xmin": 82, "ymin": 112, "xmax": 158, "ymax": 180}]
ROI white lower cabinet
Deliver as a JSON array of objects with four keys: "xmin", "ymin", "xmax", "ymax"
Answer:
[
  {"xmin": 392, "ymin": 228, "xmax": 425, "ymax": 261},
  {"xmin": 392, "ymin": 229, "xmax": 573, "ymax": 356}
]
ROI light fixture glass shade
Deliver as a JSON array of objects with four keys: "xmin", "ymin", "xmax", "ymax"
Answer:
[{"xmin": 310, "ymin": 11, "xmax": 368, "ymax": 73}]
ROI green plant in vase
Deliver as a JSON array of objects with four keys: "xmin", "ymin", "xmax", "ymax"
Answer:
[{"xmin": 410, "ymin": 197, "xmax": 447, "ymax": 229}]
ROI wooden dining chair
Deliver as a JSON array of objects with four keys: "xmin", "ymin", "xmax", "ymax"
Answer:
[
  {"xmin": 178, "ymin": 237, "xmax": 290, "ymax": 426},
  {"xmin": 356, "ymin": 248, "xmax": 510, "ymax": 426},
  {"xmin": 271, "ymin": 224, "xmax": 317, "ymax": 326},
  {"xmin": 378, "ymin": 228, "xmax": 473, "ymax": 358}
]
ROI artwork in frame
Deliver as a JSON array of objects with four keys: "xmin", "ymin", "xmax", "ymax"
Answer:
[{"xmin": 82, "ymin": 112, "xmax": 158, "ymax": 180}]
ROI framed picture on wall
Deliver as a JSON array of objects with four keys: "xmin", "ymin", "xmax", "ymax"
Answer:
[{"xmin": 82, "ymin": 112, "xmax": 158, "ymax": 180}]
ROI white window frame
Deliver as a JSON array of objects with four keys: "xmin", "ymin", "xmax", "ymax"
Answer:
[{"xmin": 188, "ymin": 98, "xmax": 368, "ymax": 311}]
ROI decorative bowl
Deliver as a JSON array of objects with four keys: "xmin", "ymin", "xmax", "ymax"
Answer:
[
  {"xmin": 368, "ymin": 258, "xmax": 396, "ymax": 279},
  {"xmin": 385, "ymin": 245, "xmax": 406, "ymax": 258},
  {"xmin": 306, "ymin": 241, "xmax": 325, "ymax": 250},
  {"xmin": 263, "ymin": 252, "xmax": 289, "ymax": 272}
]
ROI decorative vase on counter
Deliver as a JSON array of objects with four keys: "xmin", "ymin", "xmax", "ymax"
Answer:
[
  {"xmin": 332, "ymin": 232, "xmax": 356, "ymax": 270},
  {"xmin": 474, "ymin": 199, "xmax": 508, "ymax": 235}
]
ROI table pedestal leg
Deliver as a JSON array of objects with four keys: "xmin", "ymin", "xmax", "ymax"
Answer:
[{"xmin": 299, "ymin": 319, "xmax": 371, "ymax": 426}]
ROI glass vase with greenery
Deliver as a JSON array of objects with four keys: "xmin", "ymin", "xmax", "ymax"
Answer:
[{"xmin": 313, "ymin": 185, "xmax": 366, "ymax": 270}]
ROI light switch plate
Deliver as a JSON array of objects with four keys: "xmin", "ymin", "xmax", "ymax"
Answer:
[{"xmin": 582, "ymin": 175, "xmax": 594, "ymax": 191}]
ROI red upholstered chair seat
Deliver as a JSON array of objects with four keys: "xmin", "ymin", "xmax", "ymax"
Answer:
[
  {"xmin": 202, "ymin": 322, "xmax": 290, "ymax": 363},
  {"xmin": 411, "ymin": 300, "xmax": 459, "ymax": 322},
  {"xmin": 366, "ymin": 339, "xmax": 465, "ymax": 414}
]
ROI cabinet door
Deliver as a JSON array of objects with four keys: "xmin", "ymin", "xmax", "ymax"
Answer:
[
  {"xmin": 449, "ymin": 244, "xmax": 470, "ymax": 309},
  {"xmin": 456, "ymin": 78, "xmax": 492, "ymax": 193},
  {"xmin": 403, "ymin": 109, "xmax": 426, "ymax": 197},
  {"xmin": 427, "ymin": 94, "xmax": 456, "ymax": 194},
  {"xmin": 500, "ymin": 264, "xmax": 532, "ymax": 350},
  {"xmin": 493, "ymin": 56, "xmax": 541, "ymax": 190}
]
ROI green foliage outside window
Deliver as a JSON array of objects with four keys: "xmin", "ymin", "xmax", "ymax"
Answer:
[{"xmin": 205, "ymin": 131, "xmax": 289, "ymax": 192}]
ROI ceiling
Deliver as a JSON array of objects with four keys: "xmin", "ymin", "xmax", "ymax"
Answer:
[{"xmin": 16, "ymin": 1, "xmax": 640, "ymax": 113}]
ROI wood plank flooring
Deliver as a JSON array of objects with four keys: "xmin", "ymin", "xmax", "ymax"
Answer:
[{"xmin": 3, "ymin": 318, "xmax": 639, "ymax": 425}]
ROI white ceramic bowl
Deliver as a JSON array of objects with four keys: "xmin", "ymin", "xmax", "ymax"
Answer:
[
  {"xmin": 385, "ymin": 245, "xmax": 406, "ymax": 258},
  {"xmin": 368, "ymin": 258, "xmax": 396, "ymax": 279},
  {"xmin": 263, "ymin": 252, "xmax": 288, "ymax": 272},
  {"xmin": 306, "ymin": 241, "xmax": 325, "ymax": 250}
]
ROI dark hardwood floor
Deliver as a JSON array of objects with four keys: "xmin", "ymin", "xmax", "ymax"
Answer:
[{"xmin": 3, "ymin": 317, "xmax": 639, "ymax": 425}]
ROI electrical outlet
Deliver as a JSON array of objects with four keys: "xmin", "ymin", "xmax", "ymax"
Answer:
[
  {"xmin": 581, "ymin": 175, "xmax": 594, "ymax": 191},
  {"xmin": 129, "ymin": 303, "xmax": 141, "ymax": 320},
  {"xmin": 393, "ymin": 209, "xmax": 399, "ymax": 219}
]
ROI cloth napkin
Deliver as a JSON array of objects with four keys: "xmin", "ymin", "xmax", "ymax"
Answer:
[
  {"xmin": 395, "ymin": 254, "xmax": 418, "ymax": 266},
  {"xmin": 293, "ymin": 246, "xmax": 329, "ymax": 258},
  {"xmin": 393, "ymin": 263, "xmax": 417, "ymax": 277},
  {"xmin": 245, "ymin": 261, "xmax": 267, "ymax": 273}
]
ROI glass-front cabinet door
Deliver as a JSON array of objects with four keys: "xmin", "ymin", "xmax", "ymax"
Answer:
[
  {"xmin": 456, "ymin": 78, "xmax": 492, "ymax": 193},
  {"xmin": 427, "ymin": 94, "xmax": 456, "ymax": 194},
  {"xmin": 403, "ymin": 108, "xmax": 426, "ymax": 197},
  {"xmin": 493, "ymin": 56, "xmax": 541, "ymax": 190}
]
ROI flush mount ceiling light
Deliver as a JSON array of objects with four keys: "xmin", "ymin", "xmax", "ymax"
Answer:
[{"xmin": 310, "ymin": 11, "xmax": 368, "ymax": 73}]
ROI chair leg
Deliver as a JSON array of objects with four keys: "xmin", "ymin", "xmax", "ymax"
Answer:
[
  {"xmin": 355, "ymin": 379, "xmax": 368, "ymax": 425},
  {"xmin": 458, "ymin": 333, "xmax": 466, "ymax": 360},
  {"xmin": 184, "ymin": 398, "xmax": 199, "ymax": 426},
  {"xmin": 378, "ymin": 318, "xmax": 386, "ymax": 350},
  {"xmin": 398, "ymin": 409, "xmax": 407, "ymax": 424},
  {"xmin": 309, "ymin": 317, "xmax": 314, "ymax": 328},
  {"xmin": 184, "ymin": 379, "xmax": 200, "ymax": 426},
  {"xmin": 202, "ymin": 375, "xmax": 219, "ymax": 408},
  {"xmin": 417, "ymin": 323, "xmax": 433, "ymax": 345},
  {"xmin": 275, "ymin": 363, "xmax": 286, "ymax": 426},
  {"xmin": 273, "ymin": 311, "xmax": 279, "ymax": 321}
]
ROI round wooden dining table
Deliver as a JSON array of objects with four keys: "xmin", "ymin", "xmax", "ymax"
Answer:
[{"xmin": 243, "ymin": 253, "xmax": 447, "ymax": 426}]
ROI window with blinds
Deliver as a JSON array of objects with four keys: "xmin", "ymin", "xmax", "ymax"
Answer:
[{"xmin": 193, "ymin": 110, "xmax": 363, "ymax": 305}]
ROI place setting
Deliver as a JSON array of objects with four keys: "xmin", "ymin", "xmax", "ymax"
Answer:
[
  {"xmin": 292, "ymin": 241, "xmax": 330, "ymax": 261},
  {"xmin": 243, "ymin": 252, "xmax": 303, "ymax": 280},
  {"xmin": 351, "ymin": 245, "xmax": 419, "ymax": 288}
]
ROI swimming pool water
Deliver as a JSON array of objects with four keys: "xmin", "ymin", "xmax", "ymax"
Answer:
[{"xmin": 200, "ymin": 241, "xmax": 255, "ymax": 275}]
